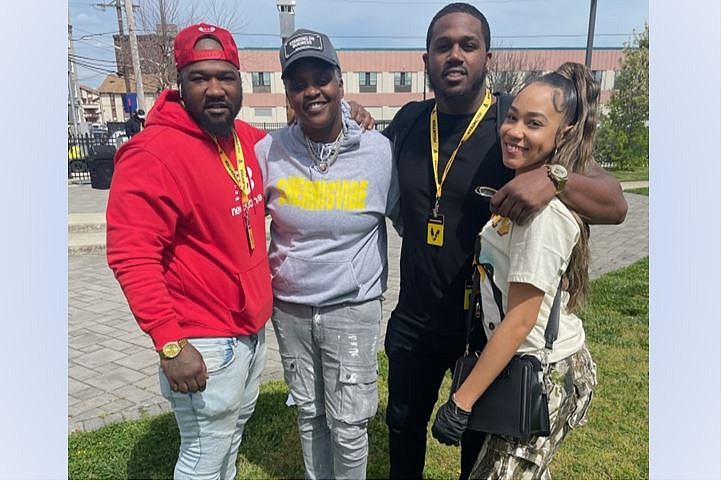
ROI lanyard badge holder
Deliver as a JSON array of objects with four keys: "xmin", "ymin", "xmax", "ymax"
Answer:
[{"xmin": 427, "ymin": 90, "xmax": 492, "ymax": 247}]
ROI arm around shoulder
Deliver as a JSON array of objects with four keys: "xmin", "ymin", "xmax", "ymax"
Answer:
[{"xmin": 560, "ymin": 161, "xmax": 627, "ymax": 225}]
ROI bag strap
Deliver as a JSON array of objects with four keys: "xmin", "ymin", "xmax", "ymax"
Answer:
[
  {"xmin": 469, "ymin": 261, "xmax": 562, "ymax": 351},
  {"xmin": 545, "ymin": 283, "xmax": 562, "ymax": 350},
  {"xmin": 463, "ymin": 266, "xmax": 481, "ymax": 355}
]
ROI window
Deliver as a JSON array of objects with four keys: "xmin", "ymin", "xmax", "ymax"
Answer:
[
  {"xmin": 593, "ymin": 70, "xmax": 604, "ymax": 85},
  {"xmin": 254, "ymin": 107, "xmax": 273, "ymax": 118},
  {"xmin": 358, "ymin": 72, "xmax": 377, "ymax": 93},
  {"xmin": 394, "ymin": 71, "xmax": 412, "ymax": 92},
  {"xmin": 109, "ymin": 93, "xmax": 117, "ymax": 120},
  {"xmin": 252, "ymin": 72, "xmax": 271, "ymax": 93}
]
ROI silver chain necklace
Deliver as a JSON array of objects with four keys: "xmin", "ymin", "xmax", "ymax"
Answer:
[{"xmin": 304, "ymin": 128, "xmax": 344, "ymax": 174}]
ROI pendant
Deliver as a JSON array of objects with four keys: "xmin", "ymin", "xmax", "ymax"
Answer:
[{"xmin": 318, "ymin": 161, "xmax": 328, "ymax": 173}]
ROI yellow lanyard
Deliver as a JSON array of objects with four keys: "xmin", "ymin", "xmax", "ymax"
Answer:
[
  {"xmin": 430, "ymin": 89, "xmax": 492, "ymax": 215},
  {"xmin": 211, "ymin": 131, "xmax": 251, "ymax": 204},
  {"xmin": 210, "ymin": 130, "xmax": 255, "ymax": 251}
]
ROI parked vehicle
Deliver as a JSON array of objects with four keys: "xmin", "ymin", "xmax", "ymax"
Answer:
[{"xmin": 109, "ymin": 130, "xmax": 129, "ymax": 148}]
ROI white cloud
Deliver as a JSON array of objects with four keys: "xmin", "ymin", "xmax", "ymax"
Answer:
[{"xmin": 74, "ymin": 12, "xmax": 103, "ymax": 26}]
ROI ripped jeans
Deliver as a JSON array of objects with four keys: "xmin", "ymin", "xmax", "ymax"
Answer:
[
  {"xmin": 271, "ymin": 298, "xmax": 381, "ymax": 480},
  {"xmin": 159, "ymin": 332, "xmax": 266, "ymax": 479}
]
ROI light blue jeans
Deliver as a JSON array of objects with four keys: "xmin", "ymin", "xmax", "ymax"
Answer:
[
  {"xmin": 159, "ymin": 331, "xmax": 266, "ymax": 480},
  {"xmin": 272, "ymin": 299, "xmax": 381, "ymax": 480}
]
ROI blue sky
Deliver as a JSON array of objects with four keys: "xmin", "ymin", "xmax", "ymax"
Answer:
[{"xmin": 68, "ymin": 0, "xmax": 648, "ymax": 88}]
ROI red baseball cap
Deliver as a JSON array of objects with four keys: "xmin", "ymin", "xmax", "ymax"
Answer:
[{"xmin": 173, "ymin": 23, "xmax": 240, "ymax": 71}]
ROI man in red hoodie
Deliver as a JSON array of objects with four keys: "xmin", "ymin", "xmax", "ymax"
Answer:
[{"xmin": 106, "ymin": 23, "xmax": 272, "ymax": 479}]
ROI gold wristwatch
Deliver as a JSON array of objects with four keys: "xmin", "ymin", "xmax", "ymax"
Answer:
[
  {"xmin": 547, "ymin": 164, "xmax": 569, "ymax": 194},
  {"xmin": 159, "ymin": 339, "xmax": 188, "ymax": 359}
]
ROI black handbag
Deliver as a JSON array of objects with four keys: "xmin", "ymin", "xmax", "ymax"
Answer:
[{"xmin": 452, "ymin": 263, "xmax": 562, "ymax": 440}]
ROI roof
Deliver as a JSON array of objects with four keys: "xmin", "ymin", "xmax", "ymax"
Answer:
[
  {"xmin": 97, "ymin": 73, "xmax": 163, "ymax": 94},
  {"xmin": 79, "ymin": 84, "xmax": 99, "ymax": 94}
]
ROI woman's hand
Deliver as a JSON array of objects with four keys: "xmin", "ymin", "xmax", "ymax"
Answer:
[
  {"xmin": 453, "ymin": 283, "xmax": 544, "ymax": 409},
  {"xmin": 432, "ymin": 396, "xmax": 471, "ymax": 446}
]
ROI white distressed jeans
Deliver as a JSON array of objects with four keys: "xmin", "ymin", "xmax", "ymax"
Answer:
[
  {"xmin": 159, "ymin": 332, "xmax": 266, "ymax": 479},
  {"xmin": 272, "ymin": 298, "xmax": 381, "ymax": 480}
]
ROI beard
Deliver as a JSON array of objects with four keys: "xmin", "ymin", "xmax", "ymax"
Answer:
[
  {"xmin": 427, "ymin": 66, "xmax": 487, "ymax": 104},
  {"xmin": 198, "ymin": 112, "xmax": 235, "ymax": 137},
  {"xmin": 182, "ymin": 90, "xmax": 243, "ymax": 138},
  {"xmin": 195, "ymin": 99, "xmax": 242, "ymax": 137}
]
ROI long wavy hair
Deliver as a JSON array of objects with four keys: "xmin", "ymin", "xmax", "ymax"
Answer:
[{"xmin": 526, "ymin": 62, "xmax": 600, "ymax": 313}]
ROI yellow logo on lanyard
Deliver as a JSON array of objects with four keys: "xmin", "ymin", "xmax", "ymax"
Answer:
[
  {"xmin": 211, "ymin": 130, "xmax": 251, "ymax": 202},
  {"xmin": 210, "ymin": 130, "xmax": 255, "ymax": 251}
]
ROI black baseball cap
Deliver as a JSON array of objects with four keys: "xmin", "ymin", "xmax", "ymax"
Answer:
[{"xmin": 280, "ymin": 29, "xmax": 340, "ymax": 78}]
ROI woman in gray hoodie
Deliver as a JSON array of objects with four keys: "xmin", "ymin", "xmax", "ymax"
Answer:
[{"xmin": 255, "ymin": 29, "xmax": 398, "ymax": 480}]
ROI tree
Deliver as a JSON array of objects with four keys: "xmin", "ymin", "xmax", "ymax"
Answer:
[
  {"xmin": 116, "ymin": 0, "xmax": 248, "ymax": 90},
  {"xmin": 487, "ymin": 43, "xmax": 546, "ymax": 95},
  {"xmin": 595, "ymin": 24, "xmax": 649, "ymax": 170}
]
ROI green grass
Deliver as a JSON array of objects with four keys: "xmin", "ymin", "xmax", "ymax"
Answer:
[
  {"xmin": 69, "ymin": 258, "xmax": 649, "ymax": 479},
  {"xmin": 625, "ymin": 187, "xmax": 648, "ymax": 196},
  {"xmin": 611, "ymin": 166, "xmax": 649, "ymax": 182}
]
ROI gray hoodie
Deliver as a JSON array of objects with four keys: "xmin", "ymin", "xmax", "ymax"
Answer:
[{"xmin": 256, "ymin": 102, "xmax": 397, "ymax": 306}]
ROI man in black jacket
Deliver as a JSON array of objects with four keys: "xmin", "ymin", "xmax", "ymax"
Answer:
[{"xmin": 124, "ymin": 109, "xmax": 145, "ymax": 137}]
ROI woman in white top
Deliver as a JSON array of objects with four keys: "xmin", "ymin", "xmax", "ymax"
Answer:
[{"xmin": 432, "ymin": 62, "xmax": 599, "ymax": 479}]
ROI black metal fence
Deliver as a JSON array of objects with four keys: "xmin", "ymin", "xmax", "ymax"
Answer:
[
  {"xmin": 249, "ymin": 122, "xmax": 288, "ymax": 131},
  {"xmin": 68, "ymin": 120, "xmax": 393, "ymax": 183},
  {"xmin": 68, "ymin": 134, "xmax": 103, "ymax": 182}
]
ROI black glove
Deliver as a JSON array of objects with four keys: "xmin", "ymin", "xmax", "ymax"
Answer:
[{"xmin": 432, "ymin": 398, "xmax": 471, "ymax": 446}]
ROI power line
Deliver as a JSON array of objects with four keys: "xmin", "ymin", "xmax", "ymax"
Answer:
[
  {"xmin": 69, "ymin": 53, "xmax": 119, "ymax": 65},
  {"xmin": 71, "ymin": 31, "xmax": 118, "ymax": 40},
  {"xmin": 73, "ymin": 59, "xmax": 119, "ymax": 74}
]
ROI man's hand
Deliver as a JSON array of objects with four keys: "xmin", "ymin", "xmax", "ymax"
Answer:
[
  {"xmin": 160, "ymin": 343, "xmax": 208, "ymax": 393},
  {"xmin": 490, "ymin": 164, "xmax": 555, "ymax": 224},
  {"xmin": 432, "ymin": 398, "xmax": 471, "ymax": 446},
  {"xmin": 347, "ymin": 100, "xmax": 375, "ymax": 131}
]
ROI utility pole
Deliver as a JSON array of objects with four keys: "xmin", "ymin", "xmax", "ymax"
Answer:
[
  {"xmin": 68, "ymin": 23, "xmax": 84, "ymax": 135},
  {"xmin": 125, "ymin": 0, "xmax": 145, "ymax": 112},
  {"xmin": 584, "ymin": 0, "xmax": 598, "ymax": 68},
  {"xmin": 114, "ymin": 0, "xmax": 132, "ymax": 95},
  {"xmin": 277, "ymin": 0, "xmax": 296, "ymax": 122}
]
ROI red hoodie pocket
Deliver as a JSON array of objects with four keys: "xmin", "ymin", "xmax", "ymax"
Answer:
[{"xmin": 230, "ymin": 258, "xmax": 273, "ymax": 330}]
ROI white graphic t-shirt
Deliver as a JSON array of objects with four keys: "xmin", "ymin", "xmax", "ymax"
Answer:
[{"xmin": 477, "ymin": 197, "xmax": 585, "ymax": 363}]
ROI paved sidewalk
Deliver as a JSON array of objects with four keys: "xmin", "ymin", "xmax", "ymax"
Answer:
[{"xmin": 68, "ymin": 182, "xmax": 648, "ymax": 432}]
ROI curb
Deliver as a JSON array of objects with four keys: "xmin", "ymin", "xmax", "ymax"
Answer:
[{"xmin": 69, "ymin": 232, "xmax": 106, "ymax": 256}]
